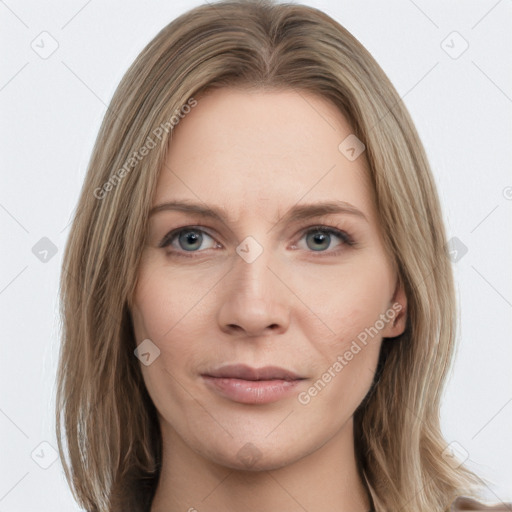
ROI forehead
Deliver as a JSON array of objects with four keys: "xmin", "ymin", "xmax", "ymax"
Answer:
[{"xmin": 154, "ymin": 87, "xmax": 375, "ymax": 225}]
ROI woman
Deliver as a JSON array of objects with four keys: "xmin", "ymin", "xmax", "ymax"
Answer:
[{"xmin": 55, "ymin": 1, "xmax": 508, "ymax": 511}]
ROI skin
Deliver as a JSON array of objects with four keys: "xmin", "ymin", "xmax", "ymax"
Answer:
[{"xmin": 131, "ymin": 87, "xmax": 407, "ymax": 512}]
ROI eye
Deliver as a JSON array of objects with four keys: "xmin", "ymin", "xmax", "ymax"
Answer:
[
  {"xmin": 294, "ymin": 225, "xmax": 354, "ymax": 254},
  {"xmin": 159, "ymin": 226, "xmax": 220, "ymax": 257},
  {"xmin": 159, "ymin": 224, "xmax": 354, "ymax": 258}
]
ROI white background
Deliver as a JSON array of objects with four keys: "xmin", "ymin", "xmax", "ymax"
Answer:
[{"xmin": 1, "ymin": 0, "xmax": 511, "ymax": 510}]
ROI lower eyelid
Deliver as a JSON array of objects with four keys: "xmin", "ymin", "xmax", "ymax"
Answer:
[{"xmin": 160, "ymin": 226, "xmax": 354, "ymax": 254}]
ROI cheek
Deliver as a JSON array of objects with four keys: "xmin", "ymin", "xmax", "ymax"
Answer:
[
  {"xmin": 296, "ymin": 255, "xmax": 393, "ymax": 347},
  {"xmin": 131, "ymin": 260, "xmax": 212, "ymax": 342},
  {"xmin": 131, "ymin": 278, "xmax": 195, "ymax": 427},
  {"xmin": 131, "ymin": 262, "xmax": 212, "ymax": 397},
  {"xmin": 294, "ymin": 255, "xmax": 392, "ymax": 405},
  {"xmin": 298, "ymin": 298, "xmax": 385, "ymax": 418}
]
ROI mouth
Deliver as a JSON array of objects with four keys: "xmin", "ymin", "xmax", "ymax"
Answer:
[{"xmin": 201, "ymin": 364, "xmax": 307, "ymax": 404}]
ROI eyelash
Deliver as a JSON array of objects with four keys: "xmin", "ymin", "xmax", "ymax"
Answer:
[{"xmin": 158, "ymin": 224, "xmax": 355, "ymax": 259}]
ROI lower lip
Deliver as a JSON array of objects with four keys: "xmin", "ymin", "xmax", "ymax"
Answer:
[{"xmin": 201, "ymin": 376, "xmax": 303, "ymax": 404}]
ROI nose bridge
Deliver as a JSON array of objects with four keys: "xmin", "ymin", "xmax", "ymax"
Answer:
[
  {"xmin": 217, "ymin": 232, "xmax": 290, "ymax": 335},
  {"xmin": 232, "ymin": 234, "xmax": 276, "ymax": 300}
]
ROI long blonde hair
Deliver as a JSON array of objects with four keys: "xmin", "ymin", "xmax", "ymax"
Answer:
[{"xmin": 56, "ymin": 1, "xmax": 481, "ymax": 510}]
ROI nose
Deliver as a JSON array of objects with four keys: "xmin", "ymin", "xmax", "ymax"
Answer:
[{"xmin": 216, "ymin": 245, "xmax": 291, "ymax": 338}]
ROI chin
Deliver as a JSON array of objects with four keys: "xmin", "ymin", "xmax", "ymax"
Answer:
[
  {"xmin": 208, "ymin": 444, "xmax": 302, "ymax": 472},
  {"xmin": 187, "ymin": 427, "xmax": 321, "ymax": 474}
]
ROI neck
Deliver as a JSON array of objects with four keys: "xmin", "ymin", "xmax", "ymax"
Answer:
[{"xmin": 150, "ymin": 417, "xmax": 371, "ymax": 512}]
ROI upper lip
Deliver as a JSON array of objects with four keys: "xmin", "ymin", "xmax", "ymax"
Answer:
[{"xmin": 202, "ymin": 364, "xmax": 305, "ymax": 381}]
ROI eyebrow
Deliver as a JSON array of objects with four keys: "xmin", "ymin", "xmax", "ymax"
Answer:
[{"xmin": 149, "ymin": 199, "xmax": 368, "ymax": 225}]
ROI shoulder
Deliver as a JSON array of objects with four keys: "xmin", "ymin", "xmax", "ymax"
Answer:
[{"xmin": 451, "ymin": 496, "xmax": 512, "ymax": 511}]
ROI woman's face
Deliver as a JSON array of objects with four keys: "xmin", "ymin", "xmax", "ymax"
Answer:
[{"xmin": 131, "ymin": 87, "xmax": 406, "ymax": 471}]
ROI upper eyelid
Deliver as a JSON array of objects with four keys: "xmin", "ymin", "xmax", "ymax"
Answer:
[
  {"xmin": 159, "ymin": 224, "xmax": 352, "ymax": 249},
  {"xmin": 158, "ymin": 225, "xmax": 217, "ymax": 248}
]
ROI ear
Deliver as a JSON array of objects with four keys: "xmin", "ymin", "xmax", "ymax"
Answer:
[{"xmin": 382, "ymin": 276, "xmax": 407, "ymax": 338}]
